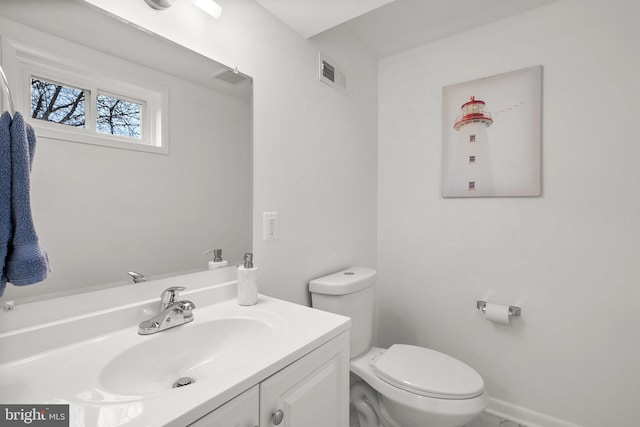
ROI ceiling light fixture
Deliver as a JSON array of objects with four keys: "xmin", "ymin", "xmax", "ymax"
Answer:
[
  {"xmin": 192, "ymin": 0, "xmax": 222, "ymax": 18},
  {"xmin": 144, "ymin": 0, "xmax": 176, "ymax": 10}
]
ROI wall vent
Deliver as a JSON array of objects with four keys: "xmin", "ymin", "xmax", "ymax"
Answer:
[
  {"xmin": 214, "ymin": 69, "xmax": 248, "ymax": 85},
  {"xmin": 319, "ymin": 53, "xmax": 346, "ymax": 92}
]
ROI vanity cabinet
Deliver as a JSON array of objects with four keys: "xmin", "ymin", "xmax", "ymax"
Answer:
[
  {"xmin": 189, "ymin": 385, "xmax": 259, "ymax": 427},
  {"xmin": 260, "ymin": 330, "xmax": 349, "ymax": 427},
  {"xmin": 188, "ymin": 332, "xmax": 349, "ymax": 427}
]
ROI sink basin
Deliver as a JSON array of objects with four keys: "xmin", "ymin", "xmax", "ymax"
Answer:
[{"xmin": 99, "ymin": 318, "xmax": 275, "ymax": 396}]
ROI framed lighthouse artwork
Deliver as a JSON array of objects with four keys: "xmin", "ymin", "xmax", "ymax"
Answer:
[{"xmin": 442, "ymin": 66, "xmax": 542, "ymax": 197}]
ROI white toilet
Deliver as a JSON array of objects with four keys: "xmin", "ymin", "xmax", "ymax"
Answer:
[{"xmin": 309, "ymin": 267, "xmax": 488, "ymax": 427}]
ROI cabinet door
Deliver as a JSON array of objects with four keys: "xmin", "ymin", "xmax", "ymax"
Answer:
[
  {"xmin": 260, "ymin": 332, "xmax": 350, "ymax": 427},
  {"xmin": 189, "ymin": 385, "xmax": 259, "ymax": 427}
]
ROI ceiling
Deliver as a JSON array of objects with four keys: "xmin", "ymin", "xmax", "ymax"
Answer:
[
  {"xmin": 254, "ymin": 0, "xmax": 396, "ymax": 39},
  {"xmin": 255, "ymin": 0, "xmax": 558, "ymax": 58}
]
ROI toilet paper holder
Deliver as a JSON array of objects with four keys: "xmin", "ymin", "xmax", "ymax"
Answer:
[{"xmin": 476, "ymin": 301, "xmax": 521, "ymax": 318}]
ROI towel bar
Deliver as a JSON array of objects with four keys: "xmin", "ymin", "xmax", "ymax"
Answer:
[{"xmin": 0, "ymin": 65, "xmax": 16, "ymax": 116}]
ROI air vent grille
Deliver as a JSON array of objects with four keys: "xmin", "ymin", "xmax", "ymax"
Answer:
[
  {"xmin": 322, "ymin": 61, "xmax": 335, "ymax": 82},
  {"xmin": 214, "ymin": 69, "xmax": 248, "ymax": 85},
  {"xmin": 319, "ymin": 53, "xmax": 346, "ymax": 92}
]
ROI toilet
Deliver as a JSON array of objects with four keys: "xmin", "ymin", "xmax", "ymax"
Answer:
[{"xmin": 309, "ymin": 267, "xmax": 488, "ymax": 427}]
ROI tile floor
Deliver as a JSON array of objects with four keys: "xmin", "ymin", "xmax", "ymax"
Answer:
[
  {"xmin": 349, "ymin": 406, "xmax": 527, "ymax": 427},
  {"xmin": 464, "ymin": 412, "xmax": 527, "ymax": 427}
]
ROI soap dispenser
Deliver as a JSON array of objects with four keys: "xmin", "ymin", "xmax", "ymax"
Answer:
[
  {"xmin": 237, "ymin": 253, "xmax": 258, "ymax": 306},
  {"xmin": 202, "ymin": 249, "xmax": 228, "ymax": 270}
]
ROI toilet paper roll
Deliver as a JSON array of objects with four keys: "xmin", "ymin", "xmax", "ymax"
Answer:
[{"xmin": 485, "ymin": 303, "xmax": 510, "ymax": 325}]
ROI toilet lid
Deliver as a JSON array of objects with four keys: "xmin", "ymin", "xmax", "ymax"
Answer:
[{"xmin": 373, "ymin": 344, "xmax": 484, "ymax": 399}]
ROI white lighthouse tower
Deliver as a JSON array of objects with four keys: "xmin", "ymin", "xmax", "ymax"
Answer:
[{"xmin": 448, "ymin": 96, "xmax": 495, "ymax": 196}]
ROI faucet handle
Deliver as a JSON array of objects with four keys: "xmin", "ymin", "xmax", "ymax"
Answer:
[
  {"xmin": 128, "ymin": 271, "xmax": 146, "ymax": 284},
  {"xmin": 160, "ymin": 286, "xmax": 186, "ymax": 309}
]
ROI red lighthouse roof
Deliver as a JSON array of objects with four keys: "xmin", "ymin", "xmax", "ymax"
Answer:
[
  {"xmin": 461, "ymin": 96, "xmax": 486, "ymax": 108},
  {"xmin": 454, "ymin": 96, "xmax": 493, "ymax": 131}
]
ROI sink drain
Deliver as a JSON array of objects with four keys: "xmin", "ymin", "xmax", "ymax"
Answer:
[{"xmin": 173, "ymin": 376, "xmax": 196, "ymax": 388}]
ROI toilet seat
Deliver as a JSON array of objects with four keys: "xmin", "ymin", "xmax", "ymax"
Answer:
[{"xmin": 372, "ymin": 344, "xmax": 484, "ymax": 400}]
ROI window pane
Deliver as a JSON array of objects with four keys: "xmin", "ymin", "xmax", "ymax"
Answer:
[
  {"xmin": 31, "ymin": 77, "xmax": 85, "ymax": 128},
  {"xmin": 96, "ymin": 94, "xmax": 142, "ymax": 139}
]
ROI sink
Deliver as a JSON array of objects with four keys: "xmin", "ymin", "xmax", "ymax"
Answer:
[{"xmin": 99, "ymin": 317, "xmax": 275, "ymax": 396}]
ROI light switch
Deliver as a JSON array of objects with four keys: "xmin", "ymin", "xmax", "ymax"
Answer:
[{"xmin": 263, "ymin": 211, "xmax": 279, "ymax": 241}]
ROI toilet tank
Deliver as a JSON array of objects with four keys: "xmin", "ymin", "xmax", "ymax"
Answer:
[{"xmin": 309, "ymin": 267, "xmax": 376, "ymax": 358}]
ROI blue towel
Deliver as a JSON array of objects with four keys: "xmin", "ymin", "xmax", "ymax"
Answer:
[
  {"xmin": 4, "ymin": 112, "xmax": 49, "ymax": 291},
  {"xmin": 0, "ymin": 112, "xmax": 12, "ymax": 296}
]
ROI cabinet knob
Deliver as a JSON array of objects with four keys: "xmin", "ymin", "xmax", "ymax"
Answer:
[{"xmin": 271, "ymin": 409, "xmax": 284, "ymax": 425}]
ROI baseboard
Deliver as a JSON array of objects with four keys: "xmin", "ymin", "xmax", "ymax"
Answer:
[{"xmin": 486, "ymin": 397, "xmax": 583, "ymax": 427}]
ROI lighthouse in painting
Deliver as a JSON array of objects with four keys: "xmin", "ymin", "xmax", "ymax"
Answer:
[{"xmin": 449, "ymin": 96, "xmax": 495, "ymax": 196}]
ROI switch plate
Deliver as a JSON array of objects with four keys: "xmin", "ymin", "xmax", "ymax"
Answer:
[{"xmin": 263, "ymin": 211, "xmax": 279, "ymax": 241}]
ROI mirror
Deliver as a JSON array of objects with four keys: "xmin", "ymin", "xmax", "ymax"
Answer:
[{"xmin": 0, "ymin": 0, "xmax": 252, "ymax": 302}]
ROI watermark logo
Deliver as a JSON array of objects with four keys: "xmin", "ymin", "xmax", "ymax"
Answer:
[{"xmin": 1, "ymin": 405, "xmax": 69, "ymax": 426}]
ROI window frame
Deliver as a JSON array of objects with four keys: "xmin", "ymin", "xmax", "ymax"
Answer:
[{"xmin": 3, "ymin": 37, "xmax": 169, "ymax": 155}]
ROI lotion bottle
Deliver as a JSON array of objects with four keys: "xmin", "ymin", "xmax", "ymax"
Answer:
[
  {"xmin": 203, "ymin": 249, "xmax": 228, "ymax": 270},
  {"xmin": 237, "ymin": 253, "xmax": 258, "ymax": 305}
]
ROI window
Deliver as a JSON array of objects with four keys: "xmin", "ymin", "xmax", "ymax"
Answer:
[
  {"xmin": 468, "ymin": 181, "xmax": 476, "ymax": 190},
  {"xmin": 31, "ymin": 77, "xmax": 86, "ymax": 128},
  {"xmin": 30, "ymin": 79, "xmax": 144, "ymax": 140},
  {"xmin": 469, "ymin": 155, "xmax": 476, "ymax": 163},
  {"xmin": 5, "ymin": 36, "xmax": 168, "ymax": 154},
  {"xmin": 96, "ymin": 93, "xmax": 142, "ymax": 139},
  {"xmin": 469, "ymin": 134, "xmax": 476, "ymax": 142}
]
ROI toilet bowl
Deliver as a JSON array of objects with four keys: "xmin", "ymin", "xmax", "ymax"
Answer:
[
  {"xmin": 350, "ymin": 346, "xmax": 488, "ymax": 427},
  {"xmin": 309, "ymin": 267, "xmax": 488, "ymax": 427}
]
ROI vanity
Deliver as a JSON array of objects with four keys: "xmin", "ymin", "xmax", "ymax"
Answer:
[{"xmin": 0, "ymin": 268, "xmax": 351, "ymax": 426}]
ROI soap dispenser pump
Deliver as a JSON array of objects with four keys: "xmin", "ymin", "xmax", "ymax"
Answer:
[
  {"xmin": 203, "ymin": 249, "xmax": 228, "ymax": 270},
  {"xmin": 237, "ymin": 253, "xmax": 258, "ymax": 306}
]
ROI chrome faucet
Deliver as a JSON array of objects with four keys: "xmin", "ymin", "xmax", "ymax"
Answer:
[
  {"xmin": 128, "ymin": 271, "xmax": 146, "ymax": 284},
  {"xmin": 138, "ymin": 286, "xmax": 196, "ymax": 335}
]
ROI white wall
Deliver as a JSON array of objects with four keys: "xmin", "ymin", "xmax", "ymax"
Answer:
[
  {"xmin": 377, "ymin": 0, "xmax": 639, "ymax": 426},
  {"xmin": 80, "ymin": 0, "xmax": 379, "ymax": 305}
]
